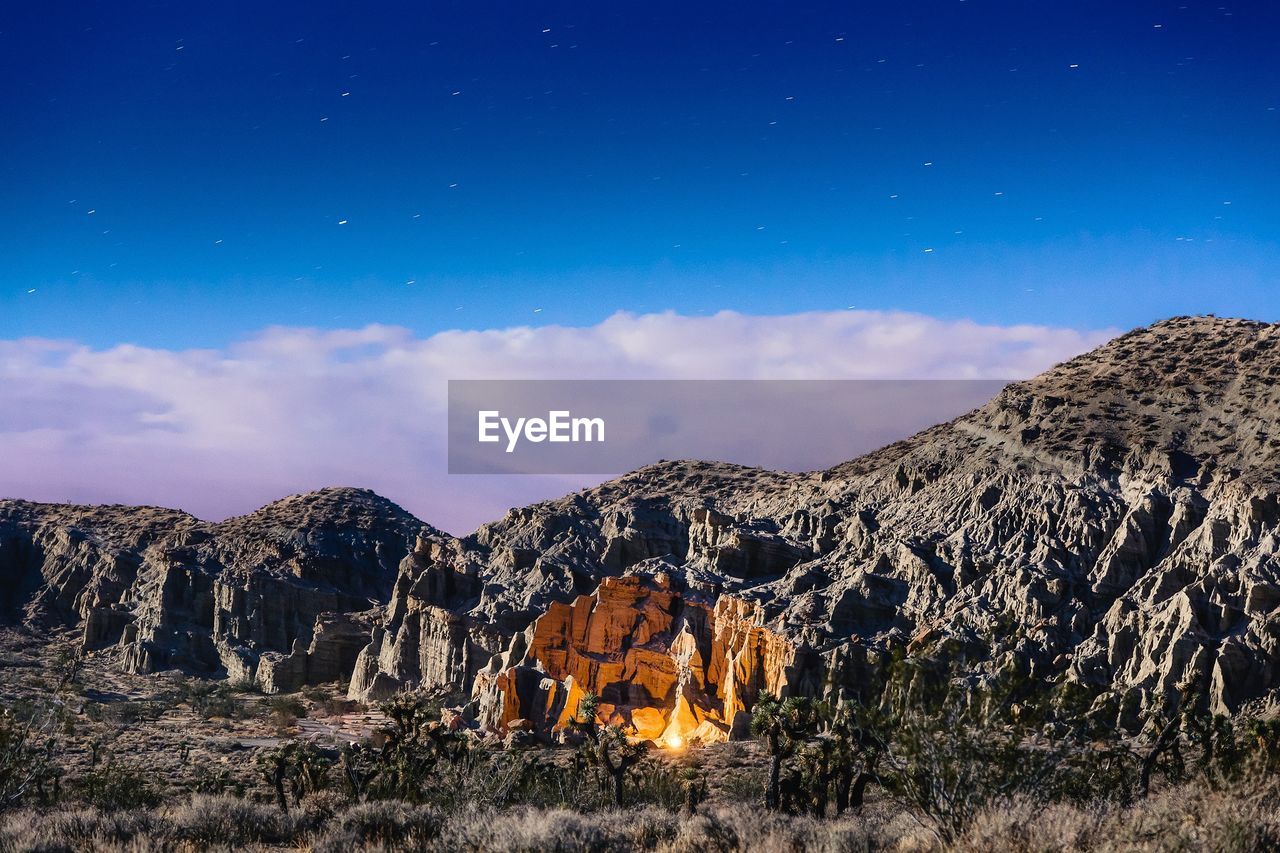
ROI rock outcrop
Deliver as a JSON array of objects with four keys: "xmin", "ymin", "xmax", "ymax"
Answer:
[
  {"xmin": 349, "ymin": 316, "xmax": 1280, "ymax": 737},
  {"xmin": 464, "ymin": 573, "xmax": 795, "ymax": 745},
  {"xmin": 0, "ymin": 487, "xmax": 424, "ymax": 692}
]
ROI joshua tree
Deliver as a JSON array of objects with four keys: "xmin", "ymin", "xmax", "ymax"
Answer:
[
  {"xmin": 52, "ymin": 647, "xmax": 83, "ymax": 693},
  {"xmin": 258, "ymin": 747, "xmax": 289, "ymax": 811},
  {"xmin": 372, "ymin": 691, "xmax": 470, "ymax": 800},
  {"xmin": 287, "ymin": 741, "xmax": 332, "ymax": 805},
  {"xmin": 0, "ymin": 706, "xmax": 62, "ymax": 809},
  {"xmin": 568, "ymin": 693, "xmax": 654, "ymax": 806},
  {"xmin": 569, "ymin": 692, "xmax": 601, "ymax": 743},
  {"xmin": 828, "ymin": 700, "xmax": 883, "ymax": 814},
  {"xmin": 338, "ymin": 742, "xmax": 380, "ymax": 802},
  {"xmin": 380, "ymin": 691, "xmax": 440, "ymax": 745},
  {"xmin": 595, "ymin": 725, "xmax": 648, "ymax": 806},
  {"xmin": 680, "ymin": 764, "xmax": 708, "ymax": 815},
  {"xmin": 327, "ymin": 690, "xmax": 478, "ymax": 803},
  {"xmin": 258, "ymin": 741, "xmax": 333, "ymax": 810},
  {"xmin": 1138, "ymin": 713, "xmax": 1182, "ymax": 799},
  {"xmin": 750, "ymin": 695, "xmax": 824, "ymax": 811}
]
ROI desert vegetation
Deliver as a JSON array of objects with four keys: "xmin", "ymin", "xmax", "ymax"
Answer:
[{"xmin": 1, "ymin": 636, "xmax": 1278, "ymax": 852}]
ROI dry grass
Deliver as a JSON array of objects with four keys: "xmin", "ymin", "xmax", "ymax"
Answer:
[
  {"xmin": 954, "ymin": 775, "xmax": 1280, "ymax": 853},
  {"xmin": 1, "ymin": 777, "xmax": 1275, "ymax": 852}
]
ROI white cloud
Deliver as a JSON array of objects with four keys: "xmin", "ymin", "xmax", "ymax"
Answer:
[{"xmin": 0, "ymin": 310, "xmax": 1114, "ymax": 533}]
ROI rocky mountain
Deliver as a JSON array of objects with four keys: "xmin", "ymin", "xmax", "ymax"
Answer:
[
  {"xmin": 4, "ymin": 316, "xmax": 1278, "ymax": 744},
  {"xmin": 347, "ymin": 316, "xmax": 1280, "ymax": 742},
  {"xmin": 0, "ymin": 487, "xmax": 425, "ymax": 692}
]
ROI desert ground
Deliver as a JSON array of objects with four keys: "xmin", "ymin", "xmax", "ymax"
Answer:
[{"xmin": 2, "ymin": 625, "xmax": 1277, "ymax": 852}]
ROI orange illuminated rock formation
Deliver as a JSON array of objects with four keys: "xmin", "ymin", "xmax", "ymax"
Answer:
[{"xmin": 469, "ymin": 573, "xmax": 793, "ymax": 743}]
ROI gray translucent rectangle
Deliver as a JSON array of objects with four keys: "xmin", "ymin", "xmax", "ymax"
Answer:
[{"xmin": 448, "ymin": 379, "xmax": 1005, "ymax": 475}]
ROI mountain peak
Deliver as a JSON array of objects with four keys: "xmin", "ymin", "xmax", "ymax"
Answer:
[
  {"xmin": 1031, "ymin": 315, "xmax": 1276, "ymax": 391},
  {"xmin": 215, "ymin": 486, "xmax": 429, "ymax": 536}
]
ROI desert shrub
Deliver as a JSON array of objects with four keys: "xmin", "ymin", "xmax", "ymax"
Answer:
[
  {"xmin": 805, "ymin": 819, "xmax": 876, "ymax": 853},
  {"xmin": 52, "ymin": 647, "xmax": 84, "ymax": 692},
  {"xmin": 717, "ymin": 769, "xmax": 765, "ymax": 804},
  {"xmin": 266, "ymin": 695, "xmax": 307, "ymax": 730},
  {"xmin": 0, "ymin": 806, "xmax": 159, "ymax": 851},
  {"xmin": 0, "ymin": 706, "xmax": 61, "ymax": 808},
  {"xmin": 848, "ymin": 652, "xmax": 1141, "ymax": 841},
  {"xmin": 614, "ymin": 806, "xmax": 680, "ymax": 849},
  {"xmin": 428, "ymin": 806, "xmax": 873, "ymax": 853},
  {"xmin": 454, "ymin": 749, "xmax": 580, "ymax": 810},
  {"xmin": 257, "ymin": 741, "xmax": 333, "ymax": 810},
  {"xmin": 182, "ymin": 682, "xmax": 243, "ymax": 720},
  {"xmin": 312, "ymin": 799, "xmax": 441, "ymax": 851},
  {"xmin": 879, "ymin": 697, "xmax": 1057, "ymax": 840},
  {"xmin": 678, "ymin": 805, "xmax": 878, "ymax": 853},
  {"xmin": 435, "ymin": 806, "xmax": 626, "ymax": 852},
  {"xmin": 267, "ymin": 695, "xmax": 306, "ymax": 718},
  {"xmin": 190, "ymin": 762, "xmax": 240, "ymax": 796},
  {"xmin": 228, "ymin": 678, "xmax": 262, "ymax": 694},
  {"xmin": 301, "ymin": 788, "xmax": 348, "ymax": 823},
  {"xmin": 302, "ymin": 684, "xmax": 332, "ymax": 703},
  {"xmin": 719, "ymin": 741, "xmax": 749, "ymax": 763},
  {"xmin": 625, "ymin": 758, "xmax": 687, "ymax": 810},
  {"xmin": 317, "ymin": 695, "xmax": 358, "ymax": 717},
  {"xmin": 168, "ymin": 793, "xmax": 310, "ymax": 845},
  {"xmin": 955, "ymin": 795, "xmax": 1105, "ymax": 852},
  {"xmin": 666, "ymin": 810, "xmax": 741, "ymax": 853},
  {"xmin": 301, "ymin": 685, "xmax": 357, "ymax": 718},
  {"xmin": 91, "ymin": 699, "xmax": 167, "ymax": 726},
  {"xmin": 1101, "ymin": 774, "xmax": 1280, "ymax": 853},
  {"xmin": 5, "ymin": 699, "xmax": 43, "ymax": 724},
  {"xmin": 955, "ymin": 774, "xmax": 1280, "ymax": 853},
  {"xmin": 71, "ymin": 764, "xmax": 163, "ymax": 811}
]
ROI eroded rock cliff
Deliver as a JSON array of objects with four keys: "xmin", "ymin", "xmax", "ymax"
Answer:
[
  {"xmin": 349, "ymin": 316, "xmax": 1280, "ymax": 737},
  {"xmin": 5, "ymin": 316, "xmax": 1278, "ymax": 737},
  {"xmin": 0, "ymin": 487, "xmax": 424, "ymax": 692}
]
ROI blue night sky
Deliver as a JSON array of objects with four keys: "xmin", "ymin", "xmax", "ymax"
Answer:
[{"xmin": 3, "ymin": 0, "xmax": 1278, "ymax": 348}]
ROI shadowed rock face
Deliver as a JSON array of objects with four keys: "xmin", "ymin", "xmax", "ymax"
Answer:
[
  {"xmin": 349, "ymin": 316, "xmax": 1280, "ymax": 736},
  {"xmin": 0, "ymin": 488, "xmax": 425, "ymax": 692}
]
